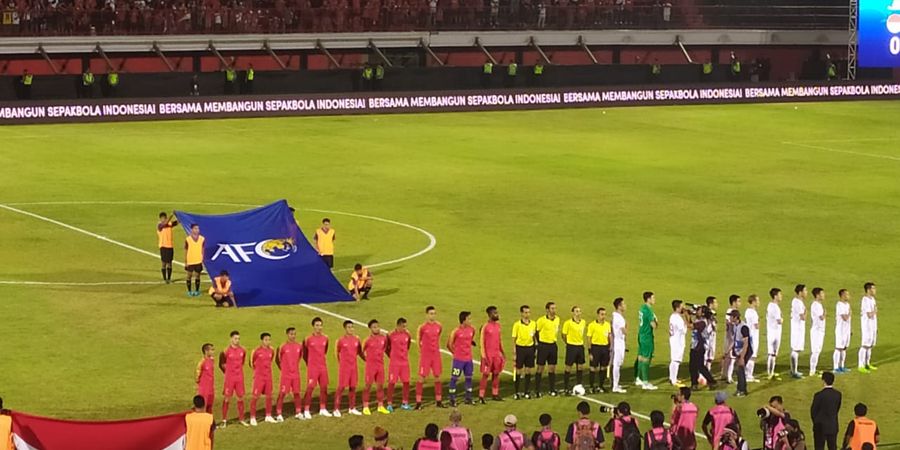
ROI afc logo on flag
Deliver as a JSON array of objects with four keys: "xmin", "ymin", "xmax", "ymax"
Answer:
[{"xmin": 211, "ymin": 238, "xmax": 298, "ymax": 263}]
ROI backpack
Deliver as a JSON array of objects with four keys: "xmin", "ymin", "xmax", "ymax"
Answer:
[
  {"xmin": 647, "ymin": 429, "xmax": 670, "ymax": 450},
  {"xmin": 572, "ymin": 418, "xmax": 599, "ymax": 450},
  {"xmin": 621, "ymin": 418, "xmax": 642, "ymax": 450},
  {"xmin": 534, "ymin": 430, "xmax": 560, "ymax": 450}
]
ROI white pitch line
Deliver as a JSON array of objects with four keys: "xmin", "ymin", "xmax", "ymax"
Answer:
[
  {"xmin": 0, "ymin": 201, "xmax": 690, "ymax": 433},
  {"xmin": 0, "ymin": 280, "xmax": 168, "ymax": 286},
  {"xmin": 781, "ymin": 141, "xmax": 900, "ymax": 162}
]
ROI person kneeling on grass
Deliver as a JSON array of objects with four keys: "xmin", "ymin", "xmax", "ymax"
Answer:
[
  {"xmin": 209, "ymin": 270, "xmax": 236, "ymax": 307},
  {"xmin": 348, "ymin": 264, "xmax": 373, "ymax": 301}
]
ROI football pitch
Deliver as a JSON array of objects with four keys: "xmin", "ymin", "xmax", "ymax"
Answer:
[{"xmin": 1, "ymin": 101, "xmax": 899, "ymax": 449}]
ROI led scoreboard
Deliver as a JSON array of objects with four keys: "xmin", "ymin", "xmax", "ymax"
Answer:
[{"xmin": 859, "ymin": 0, "xmax": 900, "ymax": 66}]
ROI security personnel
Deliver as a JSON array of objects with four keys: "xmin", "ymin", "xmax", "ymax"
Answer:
[
  {"xmin": 506, "ymin": 62, "xmax": 518, "ymax": 88},
  {"xmin": 185, "ymin": 395, "xmax": 215, "ymax": 450},
  {"xmin": 650, "ymin": 61, "xmax": 661, "ymax": 82},
  {"xmin": 224, "ymin": 66, "xmax": 236, "ymax": 94},
  {"xmin": 243, "ymin": 64, "xmax": 255, "ymax": 94},
  {"xmin": 106, "ymin": 70, "xmax": 119, "ymax": 97},
  {"xmin": 374, "ymin": 63, "xmax": 385, "ymax": 91},
  {"xmin": 532, "ymin": 63, "xmax": 544, "ymax": 87},
  {"xmin": 481, "ymin": 61, "xmax": 493, "ymax": 88},
  {"xmin": 701, "ymin": 60, "xmax": 713, "ymax": 82},
  {"xmin": 362, "ymin": 63, "xmax": 374, "ymax": 91},
  {"xmin": 82, "ymin": 68, "xmax": 95, "ymax": 98},
  {"xmin": 827, "ymin": 60, "xmax": 838, "ymax": 81},
  {"xmin": 20, "ymin": 69, "xmax": 33, "ymax": 99},
  {"xmin": 843, "ymin": 403, "xmax": 879, "ymax": 450},
  {"xmin": 730, "ymin": 52, "xmax": 741, "ymax": 81}
]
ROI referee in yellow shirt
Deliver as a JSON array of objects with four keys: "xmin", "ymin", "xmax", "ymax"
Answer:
[
  {"xmin": 561, "ymin": 306, "xmax": 587, "ymax": 394},
  {"xmin": 586, "ymin": 307, "xmax": 612, "ymax": 393},
  {"xmin": 511, "ymin": 305, "xmax": 537, "ymax": 399},
  {"xmin": 534, "ymin": 301, "xmax": 560, "ymax": 397}
]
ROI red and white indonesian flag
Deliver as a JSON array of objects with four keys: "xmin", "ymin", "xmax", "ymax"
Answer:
[{"xmin": 11, "ymin": 412, "xmax": 187, "ymax": 450}]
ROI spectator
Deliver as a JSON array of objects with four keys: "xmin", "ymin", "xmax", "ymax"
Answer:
[
  {"xmin": 441, "ymin": 431, "xmax": 454, "ymax": 450},
  {"xmin": 566, "ymin": 401, "xmax": 604, "ymax": 449},
  {"xmin": 702, "ymin": 392, "xmax": 739, "ymax": 449},
  {"xmin": 443, "ymin": 409, "xmax": 473, "ymax": 450},
  {"xmin": 777, "ymin": 420, "xmax": 806, "ymax": 450},
  {"xmin": 810, "ymin": 372, "xmax": 841, "ymax": 450},
  {"xmin": 644, "ymin": 410, "xmax": 673, "ymax": 450},
  {"xmin": 369, "ymin": 426, "xmax": 392, "ymax": 450},
  {"xmin": 185, "ymin": 395, "xmax": 215, "ymax": 450},
  {"xmin": 717, "ymin": 424, "xmax": 748, "ymax": 450},
  {"xmin": 670, "ymin": 387, "xmax": 697, "ymax": 450},
  {"xmin": 190, "ymin": 75, "xmax": 200, "ymax": 96},
  {"xmin": 413, "ymin": 423, "xmax": 441, "ymax": 450},
  {"xmin": 349, "ymin": 434, "xmax": 365, "ymax": 450},
  {"xmin": 492, "ymin": 415, "xmax": 526, "ymax": 450},
  {"xmin": 537, "ymin": 2, "xmax": 545, "ymax": 28},
  {"xmin": 482, "ymin": 433, "xmax": 494, "ymax": 450},
  {"xmin": 531, "ymin": 413, "xmax": 560, "ymax": 450},
  {"xmin": 662, "ymin": 1, "xmax": 671, "ymax": 27},
  {"xmin": 842, "ymin": 404, "xmax": 878, "ymax": 450},
  {"xmin": 604, "ymin": 401, "xmax": 640, "ymax": 450}
]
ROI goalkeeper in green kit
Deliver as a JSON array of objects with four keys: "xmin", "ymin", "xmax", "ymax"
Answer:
[{"xmin": 635, "ymin": 291, "xmax": 659, "ymax": 390}]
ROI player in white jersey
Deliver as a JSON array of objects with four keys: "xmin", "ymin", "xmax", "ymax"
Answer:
[
  {"xmin": 668, "ymin": 300, "xmax": 688, "ymax": 387},
  {"xmin": 808, "ymin": 287, "xmax": 826, "ymax": 376},
  {"xmin": 704, "ymin": 296, "xmax": 718, "ymax": 370},
  {"xmin": 611, "ymin": 297, "xmax": 628, "ymax": 393},
  {"xmin": 766, "ymin": 288, "xmax": 784, "ymax": 380},
  {"xmin": 790, "ymin": 284, "xmax": 808, "ymax": 378},
  {"xmin": 859, "ymin": 282, "xmax": 878, "ymax": 373},
  {"xmin": 744, "ymin": 294, "xmax": 760, "ymax": 382},
  {"xmin": 833, "ymin": 288, "xmax": 852, "ymax": 373}
]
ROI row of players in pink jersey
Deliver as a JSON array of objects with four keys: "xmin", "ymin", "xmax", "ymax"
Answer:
[{"xmin": 195, "ymin": 305, "xmax": 505, "ymax": 427}]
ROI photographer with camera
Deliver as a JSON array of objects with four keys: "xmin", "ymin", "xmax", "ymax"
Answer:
[
  {"xmin": 759, "ymin": 396, "xmax": 790, "ymax": 450},
  {"xmin": 670, "ymin": 387, "xmax": 698, "ymax": 450},
  {"xmin": 644, "ymin": 410, "xmax": 674, "ymax": 450},
  {"xmin": 718, "ymin": 424, "xmax": 749, "ymax": 450},
  {"xmin": 604, "ymin": 401, "xmax": 642, "ymax": 450},
  {"xmin": 688, "ymin": 306, "xmax": 717, "ymax": 391},
  {"xmin": 776, "ymin": 419, "xmax": 807, "ymax": 450},
  {"xmin": 702, "ymin": 392, "xmax": 740, "ymax": 449}
]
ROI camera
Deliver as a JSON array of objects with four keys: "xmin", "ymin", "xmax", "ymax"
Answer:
[
  {"xmin": 756, "ymin": 408, "xmax": 770, "ymax": 419},
  {"xmin": 599, "ymin": 406, "xmax": 612, "ymax": 414}
]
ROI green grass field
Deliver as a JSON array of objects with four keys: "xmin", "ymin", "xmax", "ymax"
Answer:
[{"xmin": 2, "ymin": 101, "xmax": 900, "ymax": 449}]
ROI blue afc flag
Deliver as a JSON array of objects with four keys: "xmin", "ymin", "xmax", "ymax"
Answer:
[{"xmin": 175, "ymin": 200, "xmax": 352, "ymax": 307}]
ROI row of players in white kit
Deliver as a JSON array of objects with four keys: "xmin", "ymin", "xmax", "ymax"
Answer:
[{"xmin": 663, "ymin": 283, "xmax": 879, "ymax": 385}]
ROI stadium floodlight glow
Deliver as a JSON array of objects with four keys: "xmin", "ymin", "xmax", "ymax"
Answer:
[{"xmin": 859, "ymin": 0, "xmax": 900, "ymax": 66}]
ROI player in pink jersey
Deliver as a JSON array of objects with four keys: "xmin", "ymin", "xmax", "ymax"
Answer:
[
  {"xmin": 479, "ymin": 306, "xmax": 506, "ymax": 403},
  {"xmin": 387, "ymin": 317, "xmax": 413, "ymax": 412},
  {"xmin": 249, "ymin": 332, "xmax": 276, "ymax": 426},
  {"xmin": 218, "ymin": 330, "xmax": 247, "ymax": 428},
  {"xmin": 447, "ymin": 310, "xmax": 477, "ymax": 407},
  {"xmin": 302, "ymin": 317, "xmax": 332, "ymax": 419},
  {"xmin": 363, "ymin": 319, "xmax": 391, "ymax": 415},
  {"xmin": 195, "ymin": 343, "xmax": 216, "ymax": 414},
  {"xmin": 275, "ymin": 327, "xmax": 303, "ymax": 422},
  {"xmin": 416, "ymin": 306, "xmax": 445, "ymax": 409},
  {"xmin": 334, "ymin": 320, "xmax": 364, "ymax": 417}
]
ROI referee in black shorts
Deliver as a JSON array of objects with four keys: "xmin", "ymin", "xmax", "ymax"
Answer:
[
  {"xmin": 534, "ymin": 301, "xmax": 561, "ymax": 397},
  {"xmin": 512, "ymin": 305, "xmax": 538, "ymax": 399},
  {"xmin": 587, "ymin": 307, "xmax": 612, "ymax": 393},
  {"xmin": 562, "ymin": 306, "xmax": 587, "ymax": 394}
]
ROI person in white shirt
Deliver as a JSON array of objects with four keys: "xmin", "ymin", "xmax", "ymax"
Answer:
[
  {"xmin": 833, "ymin": 288, "xmax": 852, "ymax": 373},
  {"xmin": 668, "ymin": 300, "xmax": 688, "ymax": 387},
  {"xmin": 808, "ymin": 287, "xmax": 826, "ymax": 376},
  {"xmin": 744, "ymin": 294, "xmax": 760, "ymax": 382},
  {"xmin": 859, "ymin": 282, "xmax": 878, "ymax": 373},
  {"xmin": 790, "ymin": 284, "xmax": 808, "ymax": 378},
  {"xmin": 766, "ymin": 288, "xmax": 783, "ymax": 380},
  {"xmin": 611, "ymin": 297, "xmax": 628, "ymax": 393},
  {"xmin": 704, "ymin": 296, "xmax": 718, "ymax": 371}
]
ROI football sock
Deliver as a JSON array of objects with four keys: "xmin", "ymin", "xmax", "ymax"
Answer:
[
  {"xmin": 810, "ymin": 353, "xmax": 820, "ymax": 374},
  {"xmin": 434, "ymin": 382, "xmax": 442, "ymax": 402},
  {"xmin": 790, "ymin": 351, "xmax": 799, "ymax": 373},
  {"xmin": 514, "ymin": 376, "xmax": 521, "ymax": 394},
  {"xmin": 186, "ymin": 279, "xmax": 192, "ymax": 292},
  {"xmin": 491, "ymin": 373, "xmax": 500, "ymax": 396},
  {"xmin": 589, "ymin": 370, "xmax": 596, "ymax": 387},
  {"xmin": 402, "ymin": 382, "xmax": 410, "ymax": 404},
  {"xmin": 767, "ymin": 355, "xmax": 776, "ymax": 375},
  {"xmin": 236, "ymin": 399, "xmax": 245, "ymax": 421},
  {"xmin": 598, "ymin": 367, "xmax": 607, "ymax": 389},
  {"xmin": 194, "ymin": 278, "xmax": 200, "ymax": 292},
  {"xmin": 576, "ymin": 369, "xmax": 583, "ymax": 386},
  {"xmin": 563, "ymin": 371, "xmax": 570, "ymax": 391},
  {"xmin": 265, "ymin": 395, "xmax": 272, "ymax": 416},
  {"xmin": 415, "ymin": 381, "xmax": 424, "ymax": 403},
  {"xmin": 669, "ymin": 362, "xmax": 679, "ymax": 383},
  {"xmin": 833, "ymin": 351, "xmax": 841, "ymax": 370},
  {"xmin": 547, "ymin": 372, "xmax": 556, "ymax": 392},
  {"xmin": 480, "ymin": 375, "xmax": 489, "ymax": 397},
  {"xmin": 534, "ymin": 372, "xmax": 542, "ymax": 392},
  {"xmin": 523, "ymin": 374, "xmax": 531, "ymax": 393},
  {"xmin": 166, "ymin": 267, "xmax": 172, "ymax": 281},
  {"xmin": 222, "ymin": 399, "xmax": 230, "ymax": 420},
  {"xmin": 161, "ymin": 268, "xmax": 166, "ymax": 281}
]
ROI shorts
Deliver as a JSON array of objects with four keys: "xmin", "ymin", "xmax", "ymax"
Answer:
[
  {"xmin": 515, "ymin": 345, "xmax": 536, "ymax": 368},
  {"xmin": 338, "ymin": 365, "xmax": 358, "ymax": 388},
  {"xmin": 480, "ymin": 355, "xmax": 505, "ymax": 374},
  {"xmin": 767, "ymin": 336, "xmax": 781, "ymax": 356},
  {"xmin": 536, "ymin": 342, "xmax": 558, "ymax": 366},
  {"xmin": 565, "ymin": 344, "xmax": 586, "ymax": 366},
  {"xmin": 212, "ymin": 294, "xmax": 235, "ymax": 307},
  {"xmin": 159, "ymin": 247, "xmax": 174, "ymax": 263},
  {"xmin": 389, "ymin": 363, "xmax": 410, "ymax": 384},
  {"xmin": 365, "ymin": 365, "xmax": 385, "ymax": 385},
  {"xmin": 279, "ymin": 375, "xmax": 301, "ymax": 394},
  {"xmin": 419, "ymin": 354, "xmax": 442, "ymax": 378},
  {"xmin": 834, "ymin": 330, "xmax": 851, "ymax": 349},
  {"xmin": 451, "ymin": 359, "xmax": 474, "ymax": 378},
  {"xmin": 198, "ymin": 388, "xmax": 214, "ymax": 412},
  {"xmin": 589, "ymin": 344, "xmax": 610, "ymax": 368},
  {"xmin": 669, "ymin": 338, "xmax": 685, "ymax": 363},
  {"xmin": 185, "ymin": 263, "xmax": 203, "ymax": 274},
  {"xmin": 306, "ymin": 367, "xmax": 329, "ymax": 389},
  {"xmin": 750, "ymin": 332, "xmax": 760, "ymax": 357},
  {"xmin": 791, "ymin": 329, "xmax": 805, "ymax": 352},
  {"xmin": 223, "ymin": 376, "xmax": 245, "ymax": 397},
  {"xmin": 810, "ymin": 330, "xmax": 825, "ymax": 354},
  {"xmin": 253, "ymin": 377, "xmax": 273, "ymax": 396},
  {"xmin": 861, "ymin": 329, "xmax": 876, "ymax": 347},
  {"xmin": 637, "ymin": 337, "xmax": 654, "ymax": 359},
  {"xmin": 320, "ymin": 255, "xmax": 334, "ymax": 268}
]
